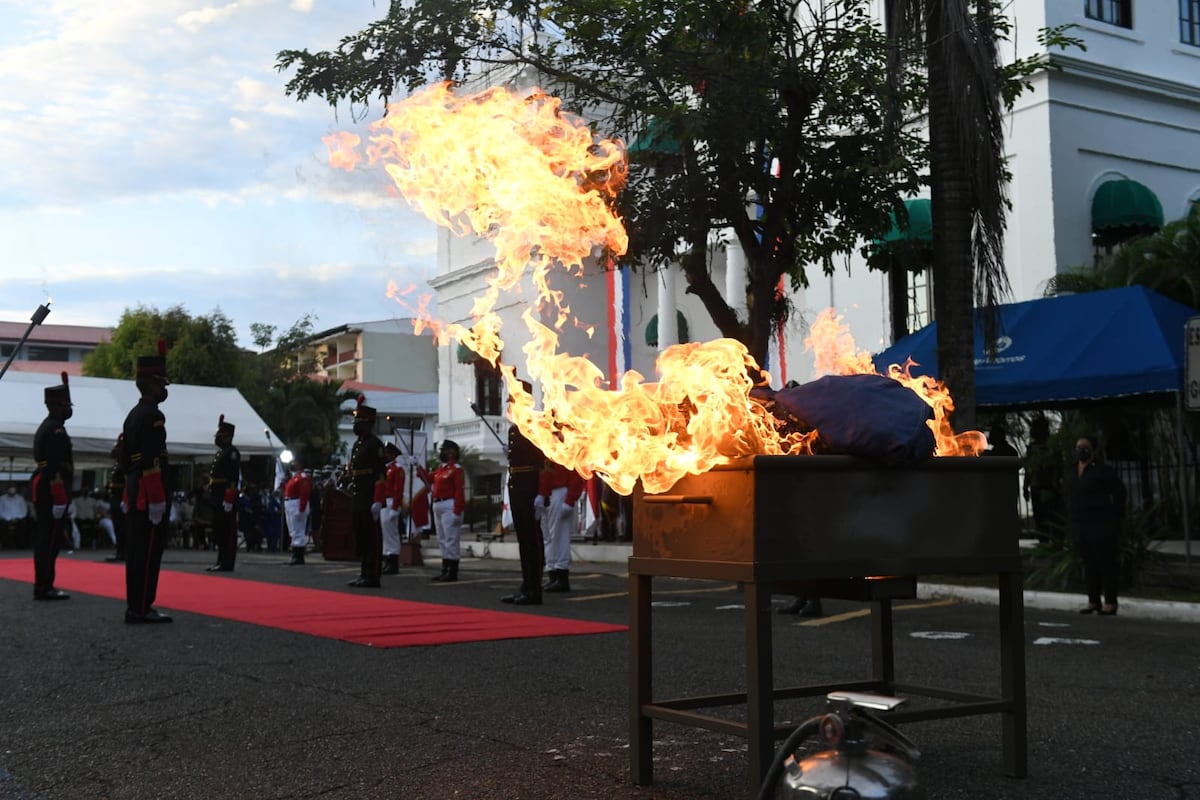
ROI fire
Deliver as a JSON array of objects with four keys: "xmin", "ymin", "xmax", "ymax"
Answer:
[
  {"xmin": 805, "ymin": 309, "xmax": 986, "ymax": 456},
  {"xmin": 328, "ymin": 83, "xmax": 982, "ymax": 494}
]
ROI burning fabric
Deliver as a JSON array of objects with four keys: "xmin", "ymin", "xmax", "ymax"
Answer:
[{"xmin": 754, "ymin": 374, "xmax": 935, "ymax": 466}]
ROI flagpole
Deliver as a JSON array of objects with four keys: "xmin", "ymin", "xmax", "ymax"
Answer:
[{"xmin": 0, "ymin": 303, "xmax": 52, "ymax": 383}]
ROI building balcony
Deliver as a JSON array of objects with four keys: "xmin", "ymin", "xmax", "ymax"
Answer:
[{"xmin": 439, "ymin": 416, "xmax": 508, "ymax": 467}]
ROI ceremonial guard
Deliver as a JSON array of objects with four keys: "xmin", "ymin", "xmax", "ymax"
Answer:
[
  {"xmin": 121, "ymin": 339, "xmax": 173, "ymax": 624},
  {"xmin": 380, "ymin": 442, "xmax": 405, "ymax": 575},
  {"xmin": 347, "ymin": 397, "xmax": 387, "ymax": 588},
  {"xmin": 103, "ymin": 435, "xmax": 127, "ymax": 562},
  {"xmin": 31, "ymin": 372, "xmax": 74, "ymax": 601},
  {"xmin": 206, "ymin": 414, "xmax": 241, "ymax": 572},
  {"xmin": 539, "ymin": 460, "xmax": 585, "ymax": 593},
  {"xmin": 283, "ymin": 459, "xmax": 312, "ymax": 565},
  {"xmin": 501, "ymin": 383, "xmax": 545, "ymax": 605},
  {"xmin": 423, "ymin": 439, "xmax": 465, "ymax": 582}
]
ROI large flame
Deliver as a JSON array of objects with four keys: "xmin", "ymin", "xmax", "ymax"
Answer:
[{"xmin": 327, "ymin": 83, "xmax": 982, "ymax": 494}]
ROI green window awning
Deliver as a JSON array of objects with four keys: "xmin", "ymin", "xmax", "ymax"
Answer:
[
  {"xmin": 456, "ymin": 342, "xmax": 480, "ymax": 364},
  {"xmin": 627, "ymin": 117, "xmax": 682, "ymax": 156},
  {"xmin": 645, "ymin": 311, "xmax": 689, "ymax": 347},
  {"xmin": 1092, "ymin": 179, "xmax": 1164, "ymax": 231},
  {"xmin": 872, "ymin": 198, "xmax": 933, "ymax": 250}
]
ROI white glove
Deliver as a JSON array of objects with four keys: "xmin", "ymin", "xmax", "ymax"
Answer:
[
  {"xmin": 52, "ymin": 504, "xmax": 67, "ymax": 519},
  {"xmin": 371, "ymin": 502, "xmax": 382, "ymax": 520},
  {"xmin": 149, "ymin": 502, "xmax": 166, "ymax": 525},
  {"xmin": 222, "ymin": 501, "xmax": 233, "ymax": 513},
  {"xmin": 120, "ymin": 500, "xmax": 128, "ymax": 514}
]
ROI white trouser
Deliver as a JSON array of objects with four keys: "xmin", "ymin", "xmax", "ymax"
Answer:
[
  {"xmin": 432, "ymin": 498, "xmax": 461, "ymax": 561},
  {"xmin": 542, "ymin": 486, "xmax": 572, "ymax": 571},
  {"xmin": 380, "ymin": 505, "xmax": 401, "ymax": 556},
  {"xmin": 98, "ymin": 517, "xmax": 116, "ymax": 545},
  {"xmin": 284, "ymin": 499, "xmax": 309, "ymax": 549}
]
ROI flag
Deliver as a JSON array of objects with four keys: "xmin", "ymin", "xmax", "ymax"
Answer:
[{"xmin": 607, "ymin": 261, "xmax": 632, "ymax": 387}]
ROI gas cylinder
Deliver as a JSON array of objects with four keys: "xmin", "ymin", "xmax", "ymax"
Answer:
[{"xmin": 762, "ymin": 692, "xmax": 923, "ymax": 800}]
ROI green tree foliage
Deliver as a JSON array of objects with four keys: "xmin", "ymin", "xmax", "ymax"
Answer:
[
  {"xmin": 276, "ymin": 0, "xmax": 927, "ymax": 367},
  {"xmin": 83, "ymin": 305, "xmax": 243, "ymax": 386},
  {"xmin": 257, "ymin": 378, "xmax": 356, "ymax": 470},
  {"xmin": 86, "ymin": 307, "xmax": 351, "ymax": 468}
]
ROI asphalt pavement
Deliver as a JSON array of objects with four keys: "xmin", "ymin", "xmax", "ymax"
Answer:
[{"xmin": 2, "ymin": 545, "xmax": 1199, "ymax": 800}]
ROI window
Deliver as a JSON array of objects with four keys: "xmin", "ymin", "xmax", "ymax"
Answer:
[
  {"xmin": 0, "ymin": 344, "xmax": 13, "ymax": 358},
  {"xmin": 906, "ymin": 270, "xmax": 933, "ymax": 333},
  {"xmin": 1183, "ymin": 0, "xmax": 1200, "ymax": 45},
  {"xmin": 26, "ymin": 345, "xmax": 69, "ymax": 361},
  {"xmin": 474, "ymin": 359, "xmax": 502, "ymax": 417},
  {"xmin": 1086, "ymin": 0, "xmax": 1133, "ymax": 28}
]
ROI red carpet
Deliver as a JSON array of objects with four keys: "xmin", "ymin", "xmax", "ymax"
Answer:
[{"xmin": 0, "ymin": 558, "xmax": 626, "ymax": 648}]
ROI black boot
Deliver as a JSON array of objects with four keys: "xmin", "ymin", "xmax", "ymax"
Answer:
[
  {"xmin": 432, "ymin": 562, "xmax": 449, "ymax": 582},
  {"xmin": 798, "ymin": 597, "xmax": 824, "ymax": 618},
  {"xmin": 432, "ymin": 559, "xmax": 458, "ymax": 583},
  {"xmin": 288, "ymin": 547, "xmax": 305, "ymax": 565},
  {"xmin": 381, "ymin": 554, "xmax": 399, "ymax": 575},
  {"xmin": 544, "ymin": 569, "xmax": 570, "ymax": 593},
  {"xmin": 542, "ymin": 569, "xmax": 558, "ymax": 589}
]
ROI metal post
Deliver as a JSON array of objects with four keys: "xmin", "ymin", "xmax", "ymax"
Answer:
[
  {"xmin": 1176, "ymin": 391, "xmax": 1192, "ymax": 566},
  {"xmin": 0, "ymin": 303, "xmax": 52, "ymax": 383}
]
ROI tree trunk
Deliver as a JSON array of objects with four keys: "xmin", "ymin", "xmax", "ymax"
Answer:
[{"xmin": 926, "ymin": 1, "xmax": 977, "ymax": 431}]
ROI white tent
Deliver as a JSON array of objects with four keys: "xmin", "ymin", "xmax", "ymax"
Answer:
[{"xmin": 0, "ymin": 371, "xmax": 284, "ymax": 471}]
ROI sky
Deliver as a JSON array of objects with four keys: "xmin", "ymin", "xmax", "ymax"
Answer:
[{"xmin": 0, "ymin": 0, "xmax": 438, "ymax": 348}]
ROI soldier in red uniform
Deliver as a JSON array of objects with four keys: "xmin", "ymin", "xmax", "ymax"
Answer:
[
  {"xmin": 380, "ymin": 443, "xmax": 406, "ymax": 575},
  {"xmin": 206, "ymin": 414, "xmax": 241, "ymax": 572},
  {"xmin": 538, "ymin": 460, "xmax": 585, "ymax": 593},
  {"xmin": 283, "ymin": 459, "xmax": 312, "ymax": 565},
  {"xmin": 31, "ymin": 372, "xmax": 73, "ymax": 601},
  {"xmin": 122, "ymin": 340, "xmax": 173, "ymax": 624},
  {"xmin": 347, "ymin": 397, "xmax": 387, "ymax": 588},
  {"xmin": 421, "ymin": 439, "xmax": 465, "ymax": 582}
]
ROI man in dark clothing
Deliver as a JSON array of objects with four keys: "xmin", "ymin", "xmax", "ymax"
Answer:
[
  {"xmin": 501, "ymin": 381, "xmax": 546, "ymax": 606},
  {"xmin": 206, "ymin": 414, "xmax": 241, "ymax": 572},
  {"xmin": 122, "ymin": 339, "xmax": 173, "ymax": 624},
  {"xmin": 103, "ymin": 435, "xmax": 127, "ymax": 562},
  {"xmin": 1064, "ymin": 434, "xmax": 1126, "ymax": 616},
  {"xmin": 31, "ymin": 372, "xmax": 74, "ymax": 601},
  {"xmin": 347, "ymin": 396, "xmax": 387, "ymax": 588}
]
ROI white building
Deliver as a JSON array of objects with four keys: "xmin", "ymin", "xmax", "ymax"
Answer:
[
  {"xmin": 430, "ymin": 0, "xmax": 1200, "ymax": 479},
  {"xmin": 816, "ymin": 0, "xmax": 1200, "ymax": 353}
]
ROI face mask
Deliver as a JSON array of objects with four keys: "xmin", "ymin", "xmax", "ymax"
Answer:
[{"xmin": 1076, "ymin": 447, "xmax": 1092, "ymax": 462}]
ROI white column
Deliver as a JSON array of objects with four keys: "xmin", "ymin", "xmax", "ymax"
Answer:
[
  {"xmin": 657, "ymin": 267, "xmax": 678, "ymax": 350},
  {"xmin": 725, "ymin": 236, "xmax": 746, "ymax": 318}
]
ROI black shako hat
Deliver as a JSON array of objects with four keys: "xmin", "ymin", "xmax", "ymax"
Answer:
[
  {"xmin": 44, "ymin": 371, "xmax": 71, "ymax": 405},
  {"xmin": 353, "ymin": 394, "xmax": 376, "ymax": 424},
  {"xmin": 136, "ymin": 338, "xmax": 169, "ymax": 383},
  {"xmin": 216, "ymin": 414, "xmax": 235, "ymax": 437}
]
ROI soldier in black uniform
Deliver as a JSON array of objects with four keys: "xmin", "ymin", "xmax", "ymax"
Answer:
[
  {"xmin": 206, "ymin": 414, "xmax": 241, "ymax": 572},
  {"xmin": 103, "ymin": 435, "xmax": 127, "ymax": 563},
  {"xmin": 31, "ymin": 372, "xmax": 74, "ymax": 601},
  {"xmin": 122, "ymin": 340, "xmax": 173, "ymax": 624},
  {"xmin": 347, "ymin": 396, "xmax": 387, "ymax": 588},
  {"xmin": 501, "ymin": 381, "xmax": 546, "ymax": 606}
]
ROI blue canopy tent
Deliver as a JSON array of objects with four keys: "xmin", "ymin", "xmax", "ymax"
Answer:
[
  {"xmin": 873, "ymin": 285, "xmax": 1196, "ymax": 408},
  {"xmin": 874, "ymin": 285, "xmax": 1198, "ymax": 562}
]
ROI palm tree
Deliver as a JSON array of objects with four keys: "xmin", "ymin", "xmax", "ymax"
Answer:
[{"xmin": 885, "ymin": 0, "xmax": 1010, "ymax": 430}]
